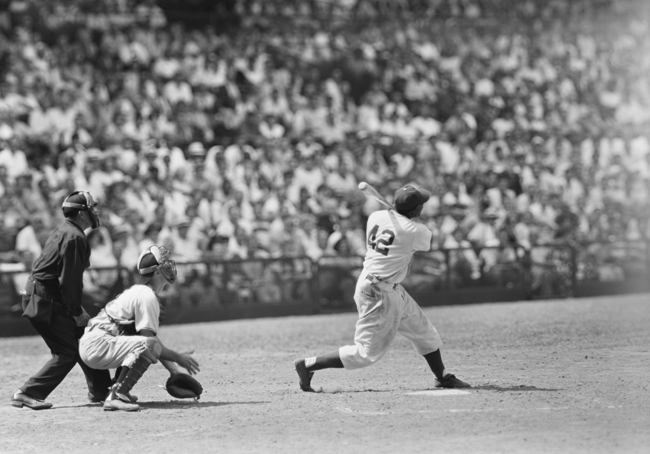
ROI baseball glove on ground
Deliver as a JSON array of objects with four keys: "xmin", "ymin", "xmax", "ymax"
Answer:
[{"xmin": 165, "ymin": 373, "xmax": 203, "ymax": 399}]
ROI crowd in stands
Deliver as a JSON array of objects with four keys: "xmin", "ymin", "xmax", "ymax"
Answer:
[{"xmin": 0, "ymin": 0, "xmax": 649, "ymax": 303}]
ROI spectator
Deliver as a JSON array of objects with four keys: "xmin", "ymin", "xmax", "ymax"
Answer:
[{"xmin": 0, "ymin": 0, "xmax": 647, "ymax": 303}]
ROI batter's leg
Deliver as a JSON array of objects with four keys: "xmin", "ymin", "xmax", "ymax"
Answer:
[
  {"xmin": 425, "ymin": 350, "xmax": 471, "ymax": 388},
  {"xmin": 294, "ymin": 352, "xmax": 343, "ymax": 392},
  {"xmin": 397, "ymin": 289, "xmax": 470, "ymax": 388},
  {"xmin": 423, "ymin": 349, "xmax": 446, "ymax": 380},
  {"xmin": 294, "ymin": 280, "xmax": 401, "ymax": 392}
]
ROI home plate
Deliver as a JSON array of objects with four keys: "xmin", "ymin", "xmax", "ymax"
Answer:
[{"xmin": 406, "ymin": 390, "xmax": 471, "ymax": 396}]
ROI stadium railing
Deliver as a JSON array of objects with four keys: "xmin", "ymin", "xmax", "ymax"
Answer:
[{"xmin": 1, "ymin": 240, "xmax": 648, "ymax": 336}]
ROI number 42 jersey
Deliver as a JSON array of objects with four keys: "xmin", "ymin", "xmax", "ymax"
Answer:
[{"xmin": 363, "ymin": 209, "xmax": 433, "ymax": 285}]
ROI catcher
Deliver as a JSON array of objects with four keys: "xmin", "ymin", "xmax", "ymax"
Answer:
[{"xmin": 79, "ymin": 245, "xmax": 201, "ymax": 411}]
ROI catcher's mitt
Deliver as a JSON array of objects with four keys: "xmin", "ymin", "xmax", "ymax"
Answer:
[{"xmin": 165, "ymin": 373, "xmax": 203, "ymax": 399}]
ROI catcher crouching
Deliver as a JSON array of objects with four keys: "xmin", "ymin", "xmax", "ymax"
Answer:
[{"xmin": 79, "ymin": 245, "xmax": 201, "ymax": 411}]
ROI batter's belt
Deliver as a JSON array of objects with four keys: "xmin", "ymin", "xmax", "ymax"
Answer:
[{"xmin": 363, "ymin": 271, "xmax": 399, "ymax": 291}]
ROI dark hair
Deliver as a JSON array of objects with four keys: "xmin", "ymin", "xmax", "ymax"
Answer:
[{"xmin": 395, "ymin": 207, "xmax": 412, "ymax": 217}]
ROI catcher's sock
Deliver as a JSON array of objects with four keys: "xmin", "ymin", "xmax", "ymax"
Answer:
[
  {"xmin": 115, "ymin": 346, "xmax": 158, "ymax": 395},
  {"xmin": 113, "ymin": 365, "xmax": 129, "ymax": 384},
  {"xmin": 113, "ymin": 366, "xmax": 124, "ymax": 384},
  {"xmin": 305, "ymin": 351, "xmax": 344, "ymax": 372},
  {"xmin": 423, "ymin": 349, "xmax": 446, "ymax": 381}
]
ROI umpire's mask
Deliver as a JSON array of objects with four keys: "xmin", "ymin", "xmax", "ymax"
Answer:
[{"xmin": 62, "ymin": 191, "xmax": 101, "ymax": 229}]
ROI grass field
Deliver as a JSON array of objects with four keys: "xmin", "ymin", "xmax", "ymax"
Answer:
[{"xmin": 1, "ymin": 293, "xmax": 649, "ymax": 454}]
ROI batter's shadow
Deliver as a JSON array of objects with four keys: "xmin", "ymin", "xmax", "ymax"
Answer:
[
  {"xmin": 322, "ymin": 388, "xmax": 394, "ymax": 394},
  {"xmin": 139, "ymin": 400, "xmax": 270, "ymax": 409},
  {"xmin": 470, "ymin": 385, "xmax": 561, "ymax": 392}
]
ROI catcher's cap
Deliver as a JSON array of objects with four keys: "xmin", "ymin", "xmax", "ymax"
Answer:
[
  {"xmin": 394, "ymin": 185, "xmax": 430, "ymax": 213},
  {"xmin": 137, "ymin": 249, "xmax": 158, "ymax": 271},
  {"xmin": 137, "ymin": 245, "xmax": 177, "ymax": 284}
]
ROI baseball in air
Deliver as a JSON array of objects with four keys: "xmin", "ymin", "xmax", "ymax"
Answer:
[{"xmin": 358, "ymin": 182, "xmax": 367, "ymax": 190}]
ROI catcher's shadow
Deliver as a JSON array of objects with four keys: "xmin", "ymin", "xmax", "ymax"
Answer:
[{"xmin": 139, "ymin": 400, "xmax": 270, "ymax": 410}]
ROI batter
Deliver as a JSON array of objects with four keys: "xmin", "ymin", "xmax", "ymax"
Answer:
[{"xmin": 294, "ymin": 185, "xmax": 470, "ymax": 391}]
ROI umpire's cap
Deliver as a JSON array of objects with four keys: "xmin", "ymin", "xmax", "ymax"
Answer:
[{"xmin": 62, "ymin": 191, "xmax": 100, "ymax": 228}]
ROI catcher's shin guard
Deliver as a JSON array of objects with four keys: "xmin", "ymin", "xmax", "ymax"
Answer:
[
  {"xmin": 104, "ymin": 340, "xmax": 161, "ymax": 412},
  {"xmin": 115, "ymin": 340, "xmax": 161, "ymax": 396}
]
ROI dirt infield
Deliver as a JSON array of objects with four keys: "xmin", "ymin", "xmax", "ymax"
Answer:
[{"xmin": 1, "ymin": 294, "xmax": 649, "ymax": 454}]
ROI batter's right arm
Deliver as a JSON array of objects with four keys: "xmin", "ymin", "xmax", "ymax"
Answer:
[{"xmin": 413, "ymin": 224, "xmax": 433, "ymax": 252}]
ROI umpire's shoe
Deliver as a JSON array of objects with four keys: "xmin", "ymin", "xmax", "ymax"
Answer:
[
  {"xmin": 103, "ymin": 390, "xmax": 140, "ymax": 412},
  {"xmin": 294, "ymin": 359, "xmax": 316, "ymax": 392},
  {"xmin": 11, "ymin": 390, "xmax": 53, "ymax": 410},
  {"xmin": 435, "ymin": 374, "xmax": 471, "ymax": 389}
]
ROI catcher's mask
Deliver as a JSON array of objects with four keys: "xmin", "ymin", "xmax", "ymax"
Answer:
[
  {"xmin": 137, "ymin": 245, "xmax": 177, "ymax": 284},
  {"xmin": 62, "ymin": 191, "xmax": 101, "ymax": 229}
]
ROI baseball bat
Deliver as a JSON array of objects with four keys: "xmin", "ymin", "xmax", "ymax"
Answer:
[{"xmin": 358, "ymin": 182, "xmax": 392, "ymax": 209}]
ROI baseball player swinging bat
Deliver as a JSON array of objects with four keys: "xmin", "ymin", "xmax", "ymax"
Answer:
[
  {"xmin": 294, "ymin": 182, "xmax": 471, "ymax": 393},
  {"xmin": 359, "ymin": 182, "xmax": 442, "ymax": 276},
  {"xmin": 358, "ymin": 182, "xmax": 392, "ymax": 209}
]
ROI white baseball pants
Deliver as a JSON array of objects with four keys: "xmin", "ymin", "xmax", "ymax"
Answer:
[
  {"xmin": 80, "ymin": 330, "xmax": 155, "ymax": 370},
  {"xmin": 339, "ymin": 270, "xmax": 442, "ymax": 369}
]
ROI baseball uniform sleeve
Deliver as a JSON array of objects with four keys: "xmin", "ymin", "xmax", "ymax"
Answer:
[
  {"xmin": 134, "ymin": 287, "xmax": 161, "ymax": 334},
  {"xmin": 412, "ymin": 224, "xmax": 433, "ymax": 252},
  {"xmin": 58, "ymin": 238, "xmax": 87, "ymax": 316}
]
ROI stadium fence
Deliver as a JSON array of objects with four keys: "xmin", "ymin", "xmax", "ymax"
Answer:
[{"xmin": 1, "ymin": 240, "xmax": 648, "ymax": 336}]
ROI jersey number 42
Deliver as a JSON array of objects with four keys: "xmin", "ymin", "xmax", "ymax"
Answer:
[{"xmin": 367, "ymin": 225, "xmax": 395, "ymax": 256}]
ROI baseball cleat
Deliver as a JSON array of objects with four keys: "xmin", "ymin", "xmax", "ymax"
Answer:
[
  {"xmin": 435, "ymin": 374, "xmax": 471, "ymax": 389},
  {"xmin": 11, "ymin": 390, "xmax": 53, "ymax": 410},
  {"xmin": 294, "ymin": 359, "xmax": 316, "ymax": 392},
  {"xmin": 89, "ymin": 391, "xmax": 137, "ymax": 404},
  {"xmin": 103, "ymin": 392, "xmax": 140, "ymax": 412}
]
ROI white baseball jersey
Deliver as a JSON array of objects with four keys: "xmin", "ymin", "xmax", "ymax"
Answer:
[
  {"xmin": 363, "ymin": 210, "xmax": 432, "ymax": 284},
  {"xmin": 85, "ymin": 285, "xmax": 161, "ymax": 336},
  {"xmin": 80, "ymin": 285, "xmax": 162, "ymax": 371}
]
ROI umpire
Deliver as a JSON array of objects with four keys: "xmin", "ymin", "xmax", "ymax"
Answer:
[{"xmin": 11, "ymin": 191, "xmax": 113, "ymax": 410}]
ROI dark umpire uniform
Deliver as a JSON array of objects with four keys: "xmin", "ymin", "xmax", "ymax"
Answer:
[{"xmin": 11, "ymin": 191, "xmax": 112, "ymax": 410}]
